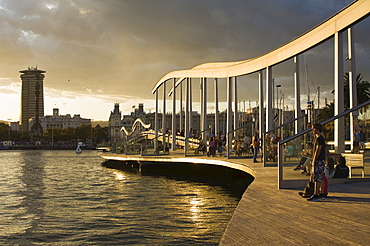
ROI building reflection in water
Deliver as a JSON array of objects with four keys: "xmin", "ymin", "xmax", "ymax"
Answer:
[{"xmin": 17, "ymin": 151, "xmax": 46, "ymax": 236}]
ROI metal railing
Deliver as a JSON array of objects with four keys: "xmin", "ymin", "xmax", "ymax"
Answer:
[
  {"xmin": 263, "ymin": 114, "xmax": 307, "ymax": 167},
  {"xmin": 184, "ymin": 128, "xmax": 211, "ymax": 157},
  {"xmin": 226, "ymin": 122, "xmax": 254, "ymax": 159},
  {"xmin": 277, "ymin": 99, "xmax": 370, "ymax": 189}
]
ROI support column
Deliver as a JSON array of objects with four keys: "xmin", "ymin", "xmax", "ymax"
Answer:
[
  {"xmin": 155, "ymin": 90, "xmax": 159, "ymax": 152},
  {"xmin": 334, "ymin": 31, "xmax": 345, "ymax": 153},
  {"xmin": 266, "ymin": 67, "xmax": 273, "ymax": 132},
  {"xmin": 189, "ymin": 79, "xmax": 193, "ymax": 132},
  {"xmin": 162, "ymin": 81, "xmax": 167, "ymax": 150},
  {"xmin": 348, "ymin": 27, "xmax": 358, "ymax": 152},
  {"xmin": 214, "ymin": 78, "xmax": 219, "ymax": 136},
  {"xmin": 233, "ymin": 77, "xmax": 238, "ymax": 139},
  {"xmin": 258, "ymin": 71, "xmax": 264, "ymax": 139},
  {"xmin": 180, "ymin": 82, "xmax": 183, "ymax": 133},
  {"xmin": 185, "ymin": 78, "xmax": 190, "ymax": 153},
  {"xmin": 227, "ymin": 77, "xmax": 233, "ymax": 156},
  {"xmin": 200, "ymin": 78, "xmax": 203, "ymax": 135},
  {"xmin": 202, "ymin": 78, "xmax": 207, "ymax": 140},
  {"xmin": 172, "ymin": 78, "xmax": 176, "ymax": 151},
  {"xmin": 294, "ymin": 56, "xmax": 301, "ymax": 134}
]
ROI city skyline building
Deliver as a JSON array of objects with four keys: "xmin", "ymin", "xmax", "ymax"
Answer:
[
  {"xmin": 20, "ymin": 67, "xmax": 45, "ymax": 132},
  {"xmin": 29, "ymin": 108, "xmax": 91, "ymax": 132}
]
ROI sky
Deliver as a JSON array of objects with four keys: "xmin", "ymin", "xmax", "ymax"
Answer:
[{"xmin": 1, "ymin": 0, "xmax": 369, "ymax": 122}]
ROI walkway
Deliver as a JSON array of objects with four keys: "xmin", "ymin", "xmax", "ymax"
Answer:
[
  {"xmin": 102, "ymin": 150, "xmax": 370, "ymax": 245},
  {"xmin": 219, "ymin": 156, "xmax": 370, "ymax": 246}
]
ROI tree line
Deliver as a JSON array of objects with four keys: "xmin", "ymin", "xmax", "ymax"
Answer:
[{"xmin": 0, "ymin": 123, "xmax": 109, "ymax": 146}]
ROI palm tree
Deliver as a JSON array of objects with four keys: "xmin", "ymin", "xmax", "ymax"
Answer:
[
  {"xmin": 316, "ymin": 102, "xmax": 334, "ymax": 122},
  {"xmin": 318, "ymin": 73, "xmax": 370, "ymax": 122},
  {"xmin": 344, "ymin": 72, "xmax": 370, "ymax": 112}
]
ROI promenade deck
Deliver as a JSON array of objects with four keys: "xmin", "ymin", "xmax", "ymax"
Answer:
[{"xmin": 102, "ymin": 150, "xmax": 370, "ymax": 245}]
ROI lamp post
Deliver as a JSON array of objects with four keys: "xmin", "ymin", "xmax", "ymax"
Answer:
[{"xmin": 276, "ymin": 84, "xmax": 281, "ymax": 127}]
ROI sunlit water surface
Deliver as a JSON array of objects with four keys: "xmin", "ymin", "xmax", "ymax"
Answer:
[{"xmin": 0, "ymin": 150, "xmax": 245, "ymax": 245}]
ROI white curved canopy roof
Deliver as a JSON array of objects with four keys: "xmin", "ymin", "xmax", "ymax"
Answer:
[{"xmin": 152, "ymin": 0, "xmax": 370, "ymax": 94}]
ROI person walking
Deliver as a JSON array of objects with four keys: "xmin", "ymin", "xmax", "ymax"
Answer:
[
  {"xmin": 252, "ymin": 132, "xmax": 260, "ymax": 163},
  {"xmin": 307, "ymin": 123, "xmax": 327, "ymax": 202}
]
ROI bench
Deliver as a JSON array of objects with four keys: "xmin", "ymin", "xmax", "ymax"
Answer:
[{"xmin": 341, "ymin": 153, "xmax": 365, "ymax": 178}]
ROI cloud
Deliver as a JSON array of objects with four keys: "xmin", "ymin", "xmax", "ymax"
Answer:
[{"xmin": 0, "ymin": 0, "xmax": 369, "ymax": 121}]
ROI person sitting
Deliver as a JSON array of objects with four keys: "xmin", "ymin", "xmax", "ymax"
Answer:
[
  {"xmin": 237, "ymin": 139, "xmax": 247, "ymax": 155},
  {"xmin": 321, "ymin": 157, "xmax": 335, "ymax": 198},
  {"xmin": 325, "ymin": 157, "xmax": 336, "ymax": 178},
  {"xmin": 333, "ymin": 156, "xmax": 349, "ymax": 178},
  {"xmin": 195, "ymin": 141, "xmax": 206, "ymax": 155},
  {"xmin": 284, "ymin": 143, "xmax": 295, "ymax": 158},
  {"xmin": 293, "ymin": 142, "xmax": 313, "ymax": 175}
]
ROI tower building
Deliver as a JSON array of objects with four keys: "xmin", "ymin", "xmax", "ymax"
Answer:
[
  {"xmin": 109, "ymin": 103, "xmax": 123, "ymax": 143},
  {"xmin": 20, "ymin": 67, "xmax": 45, "ymax": 132}
]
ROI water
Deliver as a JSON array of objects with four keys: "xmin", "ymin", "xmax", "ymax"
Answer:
[{"xmin": 0, "ymin": 150, "xmax": 247, "ymax": 245}]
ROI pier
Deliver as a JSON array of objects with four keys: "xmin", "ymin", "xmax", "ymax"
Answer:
[
  {"xmin": 102, "ymin": 151, "xmax": 370, "ymax": 245},
  {"xmin": 105, "ymin": 1, "xmax": 370, "ymax": 244}
]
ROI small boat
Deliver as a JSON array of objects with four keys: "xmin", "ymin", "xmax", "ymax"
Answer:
[
  {"xmin": 76, "ymin": 145, "xmax": 82, "ymax": 154},
  {"xmin": 76, "ymin": 142, "xmax": 83, "ymax": 154}
]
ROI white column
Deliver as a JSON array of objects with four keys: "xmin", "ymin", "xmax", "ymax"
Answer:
[
  {"xmin": 214, "ymin": 78, "xmax": 219, "ymax": 136},
  {"xmin": 233, "ymin": 77, "xmax": 238, "ymax": 139},
  {"xmin": 172, "ymin": 78, "xmax": 176, "ymax": 151},
  {"xmin": 227, "ymin": 77, "xmax": 233, "ymax": 156},
  {"xmin": 202, "ymin": 78, "xmax": 207, "ymax": 140},
  {"xmin": 266, "ymin": 67, "xmax": 273, "ymax": 132},
  {"xmin": 162, "ymin": 81, "xmax": 167, "ymax": 149},
  {"xmin": 348, "ymin": 27, "xmax": 358, "ymax": 151},
  {"xmin": 258, "ymin": 71, "xmax": 264, "ymax": 139},
  {"xmin": 180, "ymin": 82, "xmax": 183, "ymax": 133},
  {"xmin": 185, "ymin": 78, "xmax": 190, "ymax": 152},
  {"xmin": 294, "ymin": 56, "xmax": 301, "ymax": 134},
  {"xmin": 155, "ymin": 89, "xmax": 159, "ymax": 152},
  {"xmin": 189, "ymin": 79, "xmax": 193, "ymax": 131},
  {"xmin": 200, "ymin": 78, "xmax": 203, "ymax": 134},
  {"xmin": 334, "ymin": 31, "xmax": 345, "ymax": 153}
]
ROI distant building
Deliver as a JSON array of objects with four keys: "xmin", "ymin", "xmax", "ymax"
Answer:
[
  {"xmin": 10, "ymin": 122, "xmax": 20, "ymax": 131},
  {"xmin": 29, "ymin": 108, "xmax": 91, "ymax": 132},
  {"xmin": 20, "ymin": 67, "xmax": 45, "ymax": 132},
  {"xmin": 108, "ymin": 103, "xmax": 122, "ymax": 143}
]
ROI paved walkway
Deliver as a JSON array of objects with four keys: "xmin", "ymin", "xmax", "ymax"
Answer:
[
  {"xmin": 219, "ymin": 156, "xmax": 370, "ymax": 246},
  {"xmin": 102, "ymin": 150, "xmax": 370, "ymax": 245}
]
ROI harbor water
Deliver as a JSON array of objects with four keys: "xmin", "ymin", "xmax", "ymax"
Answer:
[{"xmin": 0, "ymin": 150, "xmax": 248, "ymax": 245}]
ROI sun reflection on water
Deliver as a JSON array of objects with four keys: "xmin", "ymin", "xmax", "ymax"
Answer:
[{"xmin": 113, "ymin": 171, "xmax": 126, "ymax": 180}]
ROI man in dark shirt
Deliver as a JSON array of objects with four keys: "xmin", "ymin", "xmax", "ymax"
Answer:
[{"xmin": 307, "ymin": 123, "xmax": 326, "ymax": 202}]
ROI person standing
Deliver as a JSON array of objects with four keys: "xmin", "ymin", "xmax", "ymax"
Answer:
[
  {"xmin": 307, "ymin": 123, "xmax": 327, "ymax": 202},
  {"xmin": 252, "ymin": 132, "xmax": 260, "ymax": 163}
]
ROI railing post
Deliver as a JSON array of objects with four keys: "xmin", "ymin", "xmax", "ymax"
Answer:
[{"xmin": 278, "ymin": 142, "xmax": 283, "ymax": 189}]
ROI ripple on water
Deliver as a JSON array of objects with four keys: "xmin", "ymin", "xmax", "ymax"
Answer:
[{"xmin": 0, "ymin": 150, "xmax": 248, "ymax": 245}]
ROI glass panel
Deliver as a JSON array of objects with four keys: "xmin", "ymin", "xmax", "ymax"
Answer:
[
  {"xmin": 184, "ymin": 129, "xmax": 212, "ymax": 157},
  {"xmin": 280, "ymin": 104, "xmax": 370, "ymax": 181},
  {"xmin": 142, "ymin": 133, "xmax": 170, "ymax": 155},
  {"xmin": 226, "ymin": 123, "xmax": 254, "ymax": 159},
  {"xmin": 264, "ymin": 115, "xmax": 307, "ymax": 166}
]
